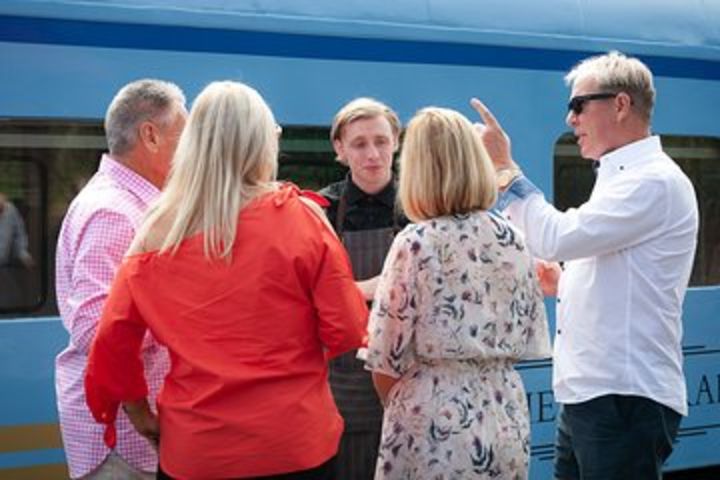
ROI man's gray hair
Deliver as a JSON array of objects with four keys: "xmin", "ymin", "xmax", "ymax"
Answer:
[
  {"xmin": 104, "ymin": 79, "xmax": 186, "ymax": 156},
  {"xmin": 565, "ymin": 51, "xmax": 655, "ymax": 122}
]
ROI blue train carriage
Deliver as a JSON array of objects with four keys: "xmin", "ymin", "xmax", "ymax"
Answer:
[{"xmin": 0, "ymin": 1, "xmax": 718, "ymax": 478}]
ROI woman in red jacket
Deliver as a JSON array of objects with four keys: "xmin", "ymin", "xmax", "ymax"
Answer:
[{"xmin": 85, "ymin": 81, "xmax": 368, "ymax": 480}]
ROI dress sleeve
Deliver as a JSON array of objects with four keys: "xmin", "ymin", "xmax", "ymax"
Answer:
[
  {"xmin": 84, "ymin": 263, "xmax": 149, "ymax": 448},
  {"xmin": 365, "ymin": 229, "xmax": 419, "ymax": 378},
  {"xmin": 520, "ymin": 263, "xmax": 552, "ymax": 360},
  {"xmin": 311, "ymin": 226, "xmax": 368, "ymax": 360}
]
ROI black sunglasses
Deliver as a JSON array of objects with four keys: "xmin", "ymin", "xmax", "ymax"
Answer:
[{"xmin": 568, "ymin": 92, "xmax": 618, "ymax": 115}]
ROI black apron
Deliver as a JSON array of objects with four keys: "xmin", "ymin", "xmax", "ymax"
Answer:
[{"xmin": 329, "ymin": 187, "xmax": 398, "ymax": 433}]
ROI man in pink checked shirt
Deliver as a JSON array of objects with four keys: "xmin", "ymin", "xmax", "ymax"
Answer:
[{"xmin": 55, "ymin": 79, "xmax": 187, "ymax": 479}]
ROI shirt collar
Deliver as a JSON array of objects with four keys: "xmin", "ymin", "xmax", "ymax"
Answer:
[
  {"xmin": 99, "ymin": 154, "xmax": 160, "ymax": 205},
  {"xmin": 597, "ymin": 135, "xmax": 662, "ymax": 178},
  {"xmin": 345, "ymin": 173, "xmax": 396, "ymax": 208}
]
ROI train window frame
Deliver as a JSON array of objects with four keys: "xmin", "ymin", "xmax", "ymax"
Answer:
[{"xmin": 553, "ymin": 132, "xmax": 720, "ymax": 287}]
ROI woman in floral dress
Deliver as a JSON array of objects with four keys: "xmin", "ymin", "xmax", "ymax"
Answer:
[{"xmin": 365, "ymin": 107, "xmax": 552, "ymax": 479}]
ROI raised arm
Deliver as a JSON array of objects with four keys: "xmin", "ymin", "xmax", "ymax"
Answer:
[{"xmin": 470, "ymin": 98, "xmax": 517, "ymax": 171}]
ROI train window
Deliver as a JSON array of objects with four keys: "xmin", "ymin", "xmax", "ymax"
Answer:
[
  {"xmin": 0, "ymin": 120, "xmax": 105, "ymax": 316},
  {"xmin": 554, "ymin": 133, "xmax": 720, "ymax": 287},
  {"xmin": 278, "ymin": 126, "xmax": 345, "ymax": 189},
  {"xmin": 0, "ymin": 122, "xmax": 343, "ymax": 317},
  {"xmin": 667, "ymin": 136, "xmax": 720, "ymax": 286}
]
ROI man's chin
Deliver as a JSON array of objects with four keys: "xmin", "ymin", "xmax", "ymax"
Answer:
[{"xmin": 579, "ymin": 148, "xmax": 597, "ymax": 161}]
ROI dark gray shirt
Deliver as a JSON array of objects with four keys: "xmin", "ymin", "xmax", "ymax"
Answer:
[{"xmin": 319, "ymin": 174, "xmax": 407, "ymax": 233}]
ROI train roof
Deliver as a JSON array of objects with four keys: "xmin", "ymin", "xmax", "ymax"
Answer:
[
  {"xmin": 3, "ymin": 0, "xmax": 720, "ymax": 54},
  {"xmin": 1, "ymin": 0, "xmax": 719, "ymax": 75}
]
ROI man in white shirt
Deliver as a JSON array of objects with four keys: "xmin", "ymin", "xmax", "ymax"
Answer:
[{"xmin": 472, "ymin": 51, "xmax": 699, "ymax": 479}]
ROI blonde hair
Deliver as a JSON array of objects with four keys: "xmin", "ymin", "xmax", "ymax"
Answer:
[
  {"xmin": 136, "ymin": 81, "xmax": 279, "ymax": 260},
  {"xmin": 565, "ymin": 50, "xmax": 655, "ymax": 122},
  {"xmin": 399, "ymin": 107, "xmax": 497, "ymax": 222},
  {"xmin": 330, "ymin": 97, "xmax": 401, "ymax": 164}
]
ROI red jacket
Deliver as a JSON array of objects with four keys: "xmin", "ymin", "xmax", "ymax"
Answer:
[{"xmin": 85, "ymin": 184, "xmax": 368, "ymax": 479}]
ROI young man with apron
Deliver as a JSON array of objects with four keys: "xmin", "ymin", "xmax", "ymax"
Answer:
[{"xmin": 319, "ymin": 98, "xmax": 406, "ymax": 480}]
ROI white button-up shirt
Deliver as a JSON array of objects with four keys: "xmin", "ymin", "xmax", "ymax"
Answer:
[{"xmin": 502, "ymin": 136, "xmax": 698, "ymax": 415}]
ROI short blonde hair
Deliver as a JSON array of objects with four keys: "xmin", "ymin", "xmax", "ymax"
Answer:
[
  {"xmin": 565, "ymin": 51, "xmax": 655, "ymax": 122},
  {"xmin": 330, "ymin": 97, "xmax": 401, "ymax": 164},
  {"xmin": 137, "ymin": 81, "xmax": 278, "ymax": 259},
  {"xmin": 399, "ymin": 107, "xmax": 497, "ymax": 222}
]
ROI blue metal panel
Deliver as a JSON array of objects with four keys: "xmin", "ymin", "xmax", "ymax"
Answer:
[
  {"xmin": 0, "ymin": 448, "xmax": 66, "ymax": 468},
  {"xmin": 0, "ymin": 0, "xmax": 718, "ymax": 58},
  {"xmin": 582, "ymin": 0, "xmax": 715, "ymax": 48},
  {"xmin": 1, "ymin": 14, "xmax": 719, "ymax": 81},
  {"xmin": 0, "ymin": 318, "xmax": 67, "ymax": 424}
]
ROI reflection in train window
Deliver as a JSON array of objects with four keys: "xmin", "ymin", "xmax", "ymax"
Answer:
[
  {"xmin": 278, "ymin": 126, "xmax": 345, "ymax": 190},
  {"xmin": 0, "ymin": 160, "xmax": 42, "ymax": 311},
  {"xmin": 0, "ymin": 121, "xmax": 344, "ymax": 316},
  {"xmin": 0, "ymin": 120, "xmax": 105, "ymax": 316},
  {"xmin": 554, "ymin": 133, "xmax": 720, "ymax": 287}
]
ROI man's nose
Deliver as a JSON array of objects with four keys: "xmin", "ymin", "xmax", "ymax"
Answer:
[
  {"xmin": 565, "ymin": 110, "xmax": 576, "ymax": 128},
  {"xmin": 367, "ymin": 144, "xmax": 380, "ymax": 159}
]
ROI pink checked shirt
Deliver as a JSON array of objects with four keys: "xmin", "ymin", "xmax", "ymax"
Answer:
[{"xmin": 55, "ymin": 155, "xmax": 170, "ymax": 478}]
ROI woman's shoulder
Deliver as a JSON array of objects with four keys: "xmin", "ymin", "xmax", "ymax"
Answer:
[
  {"xmin": 409, "ymin": 210, "xmax": 525, "ymax": 247},
  {"xmin": 127, "ymin": 210, "xmax": 176, "ymax": 256},
  {"xmin": 391, "ymin": 220, "xmax": 441, "ymax": 254},
  {"xmin": 482, "ymin": 209, "xmax": 528, "ymax": 248},
  {"xmin": 255, "ymin": 183, "xmax": 338, "ymax": 241},
  {"xmin": 404, "ymin": 214, "xmax": 476, "ymax": 238}
]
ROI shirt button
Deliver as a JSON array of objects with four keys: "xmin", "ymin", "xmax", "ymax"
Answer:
[
  {"xmin": 557, "ymin": 329, "xmax": 562, "ymax": 335},
  {"xmin": 556, "ymin": 298, "xmax": 561, "ymax": 303}
]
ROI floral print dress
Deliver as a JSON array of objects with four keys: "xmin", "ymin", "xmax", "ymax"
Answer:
[{"xmin": 365, "ymin": 211, "xmax": 551, "ymax": 480}]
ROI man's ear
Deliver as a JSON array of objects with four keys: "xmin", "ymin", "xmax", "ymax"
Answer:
[
  {"xmin": 615, "ymin": 92, "xmax": 634, "ymax": 121},
  {"xmin": 333, "ymin": 138, "xmax": 345, "ymax": 162},
  {"xmin": 138, "ymin": 121, "xmax": 160, "ymax": 153}
]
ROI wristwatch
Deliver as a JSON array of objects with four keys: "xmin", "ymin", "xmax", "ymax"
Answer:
[{"xmin": 496, "ymin": 167, "xmax": 522, "ymax": 190}]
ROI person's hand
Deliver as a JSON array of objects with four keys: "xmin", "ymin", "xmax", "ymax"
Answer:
[
  {"xmin": 356, "ymin": 276, "xmax": 379, "ymax": 301},
  {"xmin": 122, "ymin": 399, "xmax": 160, "ymax": 449},
  {"xmin": 470, "ymin": 98, "xmax": 516, "ymax": 171},
  {"xmin": 535, "ymin": 259, "xmax": 562, "ymax": 297}
]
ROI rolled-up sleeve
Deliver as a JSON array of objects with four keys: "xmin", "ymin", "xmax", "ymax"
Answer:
[
  {"xmin": 66, "ymin": 211, "xmax": 136, "ymax": 355},
  {"xmin": 503, "ymin": 175, "xmax": 666, "ymax": 262},
  {"xmin": 84, "ymin": 263, "xmax": 148, "ymax": 448}
]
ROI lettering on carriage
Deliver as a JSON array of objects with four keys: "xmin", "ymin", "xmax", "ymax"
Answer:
[
  {"xmin": 687, "ymin": 373, "xmax": 720, "ymax": 407},
  {"xmin": 526, "ymin": 390, "xmax": 557, "ymax": 423}
]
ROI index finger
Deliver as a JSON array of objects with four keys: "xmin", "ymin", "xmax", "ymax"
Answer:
[{"xmin": 470, "ymin": 97, "xmax": 501, "ymax": 129}]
